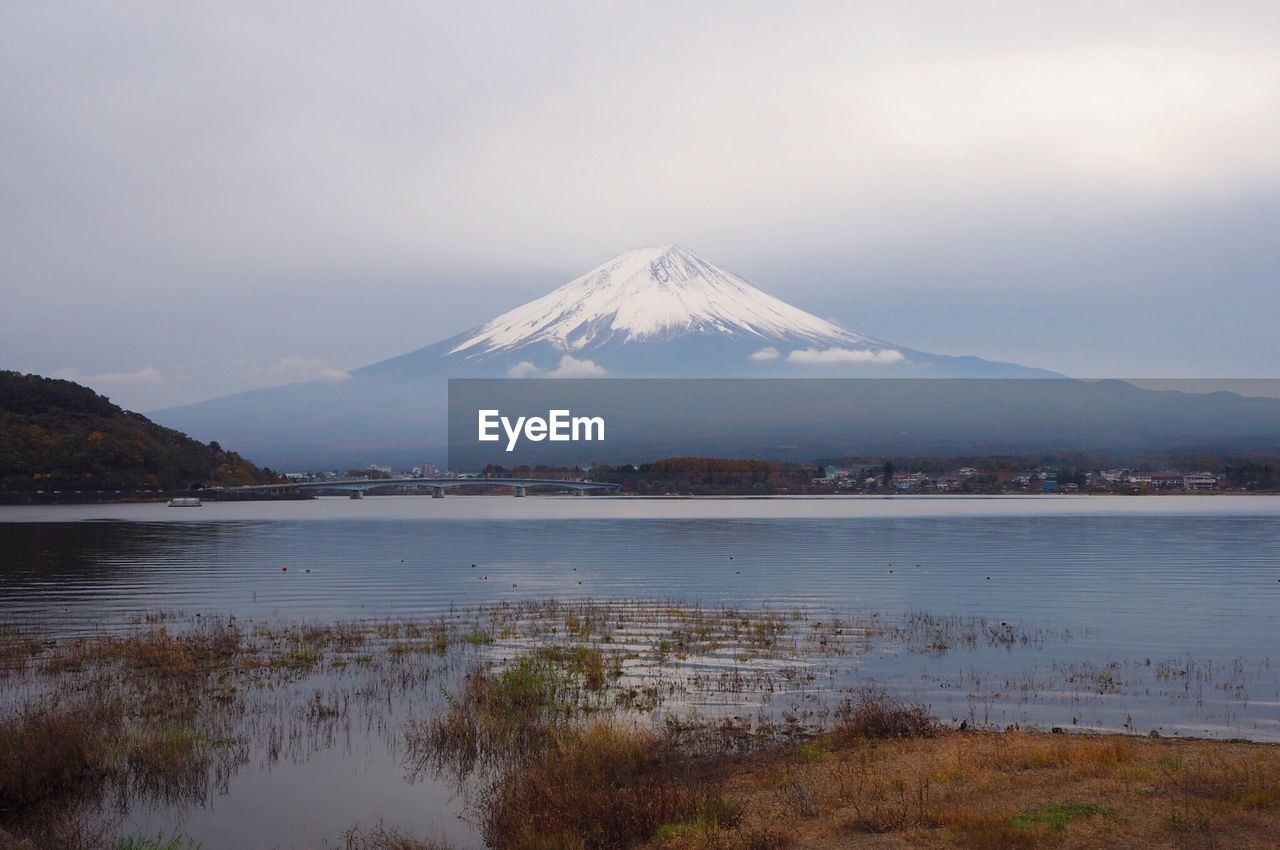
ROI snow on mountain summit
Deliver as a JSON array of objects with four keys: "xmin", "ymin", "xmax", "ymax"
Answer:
[{"xmin": 449, "ymin": 245, "xmax": 881, "ymax": 357}]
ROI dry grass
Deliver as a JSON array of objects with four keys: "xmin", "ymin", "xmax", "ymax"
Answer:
[
  {"xmin": 0, "ymin": 697, "xmax": 120, "ymax": 844},
  {"xmin": 0, "ymin": 694, "xmax": 230, "ymax": 849},
  {"xmin": 0, "ymin": 627, "xmax": 45, "ymax": 677},
  {"xmin": 0, "ymin": 620, "xmax": 341, "ymax": 848},
  {"xmin": 465, "ymin": 689, "xmax": 937, "ymax": 849},
  {"xmin": 465, "ymin": 687, "xmax": 1277, "ymax": 850},
  {"xmin": 656, "ymin": 730, "xmax": 1280, "ymax": 849},
  {"xmin": 41, "ymin": 621, "xmax": 242, "ymax": 678},
  {"xmin": 479, "ymin": 721, "xmax": 723, "ymax": 850},
  {"xmin": 831, "ymin": 687, "xmax": 940, "ymax": 744}
]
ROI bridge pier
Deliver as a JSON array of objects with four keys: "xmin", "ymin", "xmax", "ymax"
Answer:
[
  {"xmin": 514, "ymin": 486, "xmax": 526, "ymax": 497},
  {"xmin": 431, "ymin": 486, "xmax": 445, "ymax": 499},
  {"xmin": 573, "ymin": 487, "xmax": 585, "ymax": 496}
]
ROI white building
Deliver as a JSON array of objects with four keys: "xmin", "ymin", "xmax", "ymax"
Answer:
[{"xmin": 1183, "ymin": 472, "xmax": 1218, "ymax": 491}]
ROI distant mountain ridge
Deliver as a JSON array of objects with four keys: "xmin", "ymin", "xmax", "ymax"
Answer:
[
  {"xmin": 147, "ymin": 246, "xmax": 1280, "ymax": 470},
  {"xmin": 0, "ymin": 371, "xmax": 279, "ymax": 491}
]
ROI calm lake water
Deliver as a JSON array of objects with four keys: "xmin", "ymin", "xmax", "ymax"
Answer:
[{"xmin": 2, "ymin": 495, "xmax": 1279, "ymax": 848}]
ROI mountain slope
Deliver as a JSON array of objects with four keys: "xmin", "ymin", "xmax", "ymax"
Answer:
[{"xmin": 0, "ymin": 371, "xmax": 280, "ymax": 491}]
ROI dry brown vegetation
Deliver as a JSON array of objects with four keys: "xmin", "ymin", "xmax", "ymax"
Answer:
[
  {"xmin": 2, "ymin": 604, "xmax": 1278, "ymax": 849},
  {"xmin": 480, "ymin": 721, "xmax": 730, "ymax": 850},
  {"xmin": 0, "ymin": 696, "xmax": 120, "ymax": 849},
  {"xmin": 421, "ymin": 699, "xmax": 1280, "ymax": 849},
  {"xmin": 653, "ymin": 729, "xmax": 1280, "ymax": 849},
  {"xmin": 459, "ymin": 721, "xmax": 1280, "ymax": 849},
  {"xmin": 408, "ymin": 653, "xmax": 1280, "ymax": 849},
  {"xmin": 0, "ymin": 618, "xmax": 383, "ymax": 849}
]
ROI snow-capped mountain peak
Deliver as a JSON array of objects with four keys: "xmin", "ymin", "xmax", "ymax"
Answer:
[
  {"xmin": 449, "ymin": 244, "xmax": 878, "ymax": 356},
  {"xmin": 151, "ymin": 244, "xmax": 1062, "ymax": 467}
]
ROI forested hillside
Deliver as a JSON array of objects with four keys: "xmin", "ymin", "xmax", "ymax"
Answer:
[{"xmin": 0, "ymin": 371, "xmax": 280, "ymax": 491}]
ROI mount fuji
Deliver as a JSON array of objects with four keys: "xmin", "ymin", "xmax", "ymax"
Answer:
[
  {"xmin": 153, "ymin": 245, "xmax": 1058, "ymax": 467},
  {"xmin": 364, "ymin": 244, "xmax": 1052, "ymax": 382}
]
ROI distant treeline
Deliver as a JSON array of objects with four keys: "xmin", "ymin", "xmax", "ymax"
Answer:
[
  {"xmin": 815, "ymin": 451, "xmax": 1280, "ymax": 475},
  {"xmin": 483, "ymin": 457, "xmax": 819, "ymax": 495},
  {"xmin": 480, "ymin": 452, "xmax": 1280, "ymax": 495},
  {"xmin": 1223, "ymin": 464, "xmax": 1280, "ymax": 490},
  {"xmin": 0, "ymin": 371, "xmax": 281, "ymax": 491}
]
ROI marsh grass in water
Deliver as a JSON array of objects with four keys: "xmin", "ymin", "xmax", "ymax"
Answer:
[
  {"xmin": 2, "ymin": 600, "xmax": 1279, "ymax": 849},
  {"xmin": 341, "ymin": 823, "xmax": 452, "ymax": 850},
  {"xmin": 113, "ymin": 837, "xmax": 201, "ymax": 850}
]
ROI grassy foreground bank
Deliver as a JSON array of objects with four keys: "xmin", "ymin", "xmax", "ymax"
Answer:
[
  {"xmin": 407, "ymin": 673, "xmax": 1280, "ymax": 850},
  {"xmin": 354, "ymin": 721, "xmax": 1280, "ymax": 849},
  {"xmin": 634, "ymin": 727, "xmax": 1279, "ymax": 849}
]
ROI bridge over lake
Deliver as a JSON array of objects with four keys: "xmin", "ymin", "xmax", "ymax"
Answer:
[{"xmin": 226, "ymin": 477, "xmax": 620, "ymax": 498}]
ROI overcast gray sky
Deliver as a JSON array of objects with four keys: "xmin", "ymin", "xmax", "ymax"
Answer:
[{"xmin": 3, "ymin": 2, "xmax": 1278, "ymax": 411}]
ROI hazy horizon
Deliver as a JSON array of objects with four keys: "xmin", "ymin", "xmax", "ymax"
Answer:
[{"xmin": 4, "ymin": 2, "xmax": 1279, "ymax": 411}]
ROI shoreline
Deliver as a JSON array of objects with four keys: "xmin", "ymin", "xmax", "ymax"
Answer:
[
  {"xmin": 4, "ymin": 489, "xmax": 1279, "ymax": 509},
  {"xmin": 4, "ymin": 492, "xmax": 1280, "ymax": 525}
]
